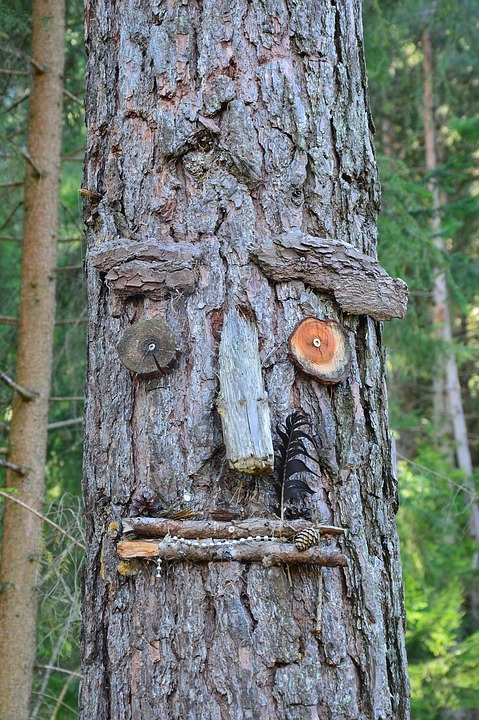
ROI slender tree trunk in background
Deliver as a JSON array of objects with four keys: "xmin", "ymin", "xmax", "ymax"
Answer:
[
  {"xmin": 423, "ymin": 28, "xmax": 452, "ymax": 445},
  {"xmin": 81, "ymin": 2, "xmax": 409, "ymax": 718},
  {"xmin": 422, "ymin": 27, "xmax": 479, "ymax": 629},
  {"xmin": 0, "ymin": 2, "xmax": 65, "ymax": 718}
]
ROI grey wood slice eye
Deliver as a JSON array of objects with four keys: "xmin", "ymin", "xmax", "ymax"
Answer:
[{"xmin": 117, "ymin": 318, "xmax": 177, "ymax": 375}]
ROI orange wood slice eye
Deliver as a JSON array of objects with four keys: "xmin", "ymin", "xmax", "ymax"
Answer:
[
  {"xmin": 117, "ymin": 318, "xmax": 177, "ymax": 376},
  {"xmin": 288, "ymin": 317, "xmax": 352, "ymax": 384}
]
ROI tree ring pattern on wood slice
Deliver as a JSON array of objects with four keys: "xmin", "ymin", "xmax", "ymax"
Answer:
[
  {"xmin": 288, "ymin": 317, "xmax": 352, "ymax": 384},
  {"xmin": 117, "ymin": 318, "xmax": 178, "ymax": 375}
]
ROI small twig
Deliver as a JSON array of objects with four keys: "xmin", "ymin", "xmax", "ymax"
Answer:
[
  {"xmin": 47, "ymin": 417, "xmax": 83, "ymax": 430},
  {"xmin": 60, "ymin": 200, "xmax": 83, "ymax": 233},
  {"xmin": 57, "ymin": 236, "xmax": 83, "ymax": 244},
  {"xmin": 22, "ymin": 149, "xmax": 44, "ymax": 176},
  {"xmin": 397, "ymin": 452, "xmax": 478, "ymax": 497},
  {"xmin": 30, "ymin": 57, "xmax": 45, "ymax": 73},
  {"xmin": 0, "ymin": 458, "xmax": 25, "ymax": 474},
  {"xmin": 5, "ymin": 90, "xmax": 30, "ymax": 113},
  {"xmin": 55, "ymin": 317, "xmax": 87, "ymax": 326},
  {"xmin": 0, "ymin": 200, "xmax": 23, "ymax": 231},
  {"xmin": 56, "ymin": 264, "xmax": 83, "ymax": 272},
  {"xmin": 0, "ymin": 370, "xmax": 37, "ymax": 400},
  {"xmin": 261, "ymin": 338, "xmax": 287, "ymax": 367},
  {"xmin": 50, "ymin": 396, "xmax": 84, "ymax": 402},
  {"xmin": 0, "ymin": 181, "xmax": 23, "ymax": 188},
  {"xmin": 63, "ymin": 88, "xmax": 83, "ymax": 106},
  {"xmin": 313, "ymin": 569, "xmax": 323, "ymax": 636},
  {"xmin": 0, "ymin": 491, "xmax": 85, "ymax": 549},
  {"xmin": 35, "ymin": 664, "xmax": 82, "ymax": 679},
  {"xmin": 63, "ymin": 145, "xmax": 86, "ymax": 160},
  {"xmin": 30, "ymin": 691, "xmax": 77, "ymax": 717},
  {"xmin": 0, "ymin": 235, "xmax": 83, "ymax": 244},
  {"xmin": 0, "ymin": 68, "xmax": 29, "ymax": 76},
  {"xmin": 50, "ymin": 672, "xmax": 79, "ymax": 720},
  {"xmin": 0, "ymin": 316, "xmax": 87, "ymax": 326}
]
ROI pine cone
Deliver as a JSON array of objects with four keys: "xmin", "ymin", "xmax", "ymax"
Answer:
[
  {"xmin": 130, "ymin": 488, "xmax": 163, "ymax": 517},
  {"xmin": 294, "ymin": 527, "xmax": 321, "ymax": 551}
]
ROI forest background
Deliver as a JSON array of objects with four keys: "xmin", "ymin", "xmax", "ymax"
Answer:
[{"xmin": 0, "ymin": 0, "xmax": 478, "ymax": 718}]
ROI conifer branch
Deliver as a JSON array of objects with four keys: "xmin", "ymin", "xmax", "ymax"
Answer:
[
  {"xmin": 0, "ymin": 491, "xmax": 85, "ymax": 549},
  {"xmin": 0, "ymin": 370, "xmax": 37, "ymax": 400}
]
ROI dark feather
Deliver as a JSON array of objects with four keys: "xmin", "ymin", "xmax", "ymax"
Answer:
[{"xmin": 273, "ymin": 411, "xmax": 317, "ymax": 510}]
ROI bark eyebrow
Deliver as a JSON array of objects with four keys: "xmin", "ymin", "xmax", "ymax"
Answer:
[{"xmin": 251, "ymin": 230, "xmax": 408, "ymax": 321}]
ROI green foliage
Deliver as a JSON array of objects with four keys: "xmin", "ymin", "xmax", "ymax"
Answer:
[
  {"xmin": 397, "ymin": 452, "xmax": 479, "ymax": 717},
  {"xmin": 409, "ymin": 633, "xmax": 479, "ymax": 720},
  {"xmin": 364, "ymin": 1, "xmax": 479, "ymax": 717},
  {"xmin": 365, "ymin": 0, "xmax": 479, "ymax": 450},
  {"xmin": 33, "ymin": 495, "xmax": 84, "ymax": 720},
  {"xmin": 378, "ymin": 154, "xmax": 439, "ymax": 391}
]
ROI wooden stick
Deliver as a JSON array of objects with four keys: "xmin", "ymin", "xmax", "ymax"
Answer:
[
  {"xmin": 117, "ymin": 539, "xmax": 347, "ymax": 568},
  {"xmin": 0, "ymin": 317, "xmax": 87, "ymax": 326},
  {"xmin": 313, "ymin": 569, "xmax": 323, "ymax": 636},
  {"xmin": 0, "ymin": 68, "xmax": 29, "ymax": 76},
  {"xmin": 122, "ymin": 517, "xmax": 345, "ymax": 540},
  {"xmin": 47, "ymin": 417, "xmax": 83, "ymax": 430},
  {"xmin": 0, "ymin": 236, "xmax": 83, "ymax": 244},
  {"xmin": 217, "ymin": 307, "xmax": 274, "ymax": 474}
]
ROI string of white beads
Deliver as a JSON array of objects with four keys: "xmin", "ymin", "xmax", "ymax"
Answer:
[{"xmin": 162, "ymin": 535, "xmax": 277, "ymax": 547}]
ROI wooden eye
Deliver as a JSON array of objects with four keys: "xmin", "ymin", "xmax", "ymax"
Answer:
[
  {"xmin": 117, "ymin": 317, "xmax": 178, "ymax": 375},
  {"xmin": 289, "ymin": 317, "xmax": 352, "ymax": 384}
]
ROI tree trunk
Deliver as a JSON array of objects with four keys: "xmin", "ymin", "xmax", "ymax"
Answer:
[
  {"xmin": 0, "ymin": 2, "xmax": 65, "ymax": 719},
  {"xmin": 422, "ymin": 28, "xmax": 452, "ymax": 444},
  {"xmin": 81, "ymin": 2, "xmax": 409, "ymax": 719},
  {"xmin": 423, "ymin": 27, "xmax": 475, "ymax": 476}
]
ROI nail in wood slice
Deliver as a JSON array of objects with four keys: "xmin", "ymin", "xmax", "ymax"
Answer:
[
  {"xmin": 289, "ymin": 317, "xmax": 352, "ymax": 384},
  {"xmin": 117, "ymin": 317, "xmax": 177, "ymax": 376}
]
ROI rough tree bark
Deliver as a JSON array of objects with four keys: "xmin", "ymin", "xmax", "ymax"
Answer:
[
  {"xmin": 0, "ymin": 2, "xmax": 65, "ymax": 719},
  {"xmin": 81, "ymin": 2, "xmax": 409, "ymax": 718}
]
